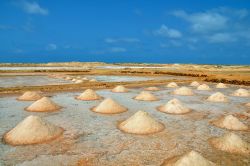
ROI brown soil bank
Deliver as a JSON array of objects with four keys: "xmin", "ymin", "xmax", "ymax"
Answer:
[{"xmin": 0, "ymin": 79, "xmax": 188, "ymax": 95}]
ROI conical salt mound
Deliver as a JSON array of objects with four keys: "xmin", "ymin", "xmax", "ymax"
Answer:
[
  {"xmin": 162, "ymin": 150, "xmax": 215, "ymax": 166},
  {"xmin": 25, "ymin": 97, "xmax": 61, "ymax": 112},
  {"xmin": 17, "ymin": 91, "xmax": 43, "ymax": 101},
  {"xmin": 173, "ymin": 87, "xmax": 194, "ymax": 96},
  {"xmin": 207, "ymin": 92, "xmax": 228, "ymax": 102},
  {"xmin": 65, "ymin": 76, "xmax": 72, "ymax": 80},
  {"xmin": 89, "ymin": 79, "xmax": 97, "ymax": 82},
  {"xmin": 134, "ymin": 91, "xmax": 158, "ymax": 101},
  {"xmin": 72, "ymin": 78, "xmax": 77, "ymax": 82},
  {"xmin": 111, "ymin": 85, "xmax": 129, "ymax": 93},
  {"xmin": 211, "ymin": 115, "xmax": 248, "ymax": 131},
  {"xmin": 197, "ymin": 84, "xmax": 211, "ymax": 90},
  {"xmin": 216, "ymin": 83, "xmax": 227, "ymax": 88},
  {"xmin": 144, "ymin": 86, "xmax": 160, "ymax": 91},
  {"xmin": 157, "ymin": 98, "xmax": 191, "ymax": 114},
  {"xmin": 209, "ymin": 133, "xmax": 250, "ymax": 154},
  {"xmin": 232, "ymin": 88, "xmax": 249, "ymax": 97},
  {"xmin": 190, "ymin": 81, "xmax": 200, "ymax": 87},
  {"xmin": 81, "ymin": 77, "xmax": 88, "ymax": 81},
  {"xmin": 3, "ymin": 115, "xmax": 63, "ymax": 145},
  {"xmin": 166, "ymin": 82, "xmax": 178, "ymax": 88},
  {"xmin": 75, "ymin": 80, "xmax": 83, "ymax": 84},
  {"xmin": 91, "ymin": 98, "xmax": 127, "ymax": 114},
  {"xmin": 118, "ymin": 110, "xmax": 165, "ymax": 134},
  {"xmin": 76, "ymin": 89, "xmax": 102, "ymax": 101}
]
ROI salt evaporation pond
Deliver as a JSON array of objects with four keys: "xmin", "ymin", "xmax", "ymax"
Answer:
[
  {"xmin": 85, "ymin": 75, "xmax": 188, "ymax": 82},
  {"xmin": 0, "ymin": 76, "xmax": 72, "ymax": 88},
  {"xmin": 0, "ymin": 75, "xmax": 189, "ymax": 88},
  {"xmin": 0, "ymin": 83, "xmax": 249, "ymax": 165}
]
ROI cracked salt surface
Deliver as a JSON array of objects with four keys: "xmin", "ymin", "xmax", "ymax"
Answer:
[{"xmin": 0, "ymin": 83, "xmax": 249, "ymax": 165}]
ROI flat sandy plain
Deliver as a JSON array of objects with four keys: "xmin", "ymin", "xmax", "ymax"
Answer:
[{"xmin": 0, "ymin": 62, "xmax": 249, "ymax": 166}]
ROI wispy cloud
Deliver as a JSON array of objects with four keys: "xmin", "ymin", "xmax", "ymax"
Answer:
[
  {"xmin": 105, "ymin": 38, "xmax": 140, "ymax": 43},
  {"xmin": 171, "ymin": 8, "xmax": 250, "ymax": 45},
  {"xmin": 172, "ymin": 10, "xmax": 228, "ymax": 33},
  {"xmin": 46, "ymin": 43, "xmax": 57, "ymax": 50},
  {"xmin": 16, "ymin": 0, "xmax": 49, "ymax": 15},
  {"xmin": 207, "ymin": 33, "xmax": 236, "ymax": 43},
  {"xmin": 90, "ymin": 47, "xmax": 127, "ymax": 55},
  {"xmin": 154, "ymin": 25, "xmax": 182, "ymax": 38},
  {"xmin": 110, "ymin": 47, "xmax": 127, "ymax": 53},
  {"xmin": 160, "ymin": 40, "xmax": 182, "ymax": 48}
]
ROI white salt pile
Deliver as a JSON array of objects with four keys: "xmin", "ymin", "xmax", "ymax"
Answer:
[
  {"xmin": 209, "ymin": 132, "xmax": 250, "ymax": 154},
  {"xmin": 162, "ymin": 150, "xmax": 215, "ymax": 166},
  {"xmin": 232, "ymin": 88, "xmax": 249, "ymax": 97},
  {"xmin": 17, "ymin": 91, "xmax": 43, "ymax": 101},
  {"xmin": 91, "ymin": 98, "xmax": 127, "ymax": 114},
  {"xmin": 211, "ymin": 115, "xmax": 248, "ymax": 131},
  {"xmin": 134, "ymin": 91, "xmax": 159, "ymax": 101},
  {"xmin": 197, "ymin": 84, "xmax": 211, "ymax": 90},
  {"xmin": 111, "ymin": 85, "xmax": 129, "ymax": 93},
  {"xmin": 157, "ymin": 98, "xmax": 191, "ymax": 114},
  {"xmin": 76, "ymin": 89, "xmax": 102, "ymax": 101},
  {"xmin": 216, "ymin": 83, "xmax": 227, "ymax": 88},
  {"xmin": 166, "ymin": 82, "xmax": 178, "ymax": 88},
  {"xmin": 81, "ymin": 77, "xmax": 88, "ymax": 81},
  {"xmin": 25, "ymin": 97, "xmax": 61, "ymax": 112},
  {"xmin": 65, "ymin": 76, "xmax": 72, "ymax": 80},
  {"xmin": 173, "ymin": 87, "xmax": 194, "ymax": 96},
  {"xmin": 207, "ymin": 92, "xmax": 229, "ymax": 102},
  {"xmin": 75, "ymin": 80, "xmax": 83, "ymax": 84},
  {"xmin": 89, "ymin": 79, "xmax": 97, "ymax": 82},
  {"xmin": 118, "ymin": 110, "xmax": 165, "ymax": 134},
  {"xmin": 4, "ymin": 115, "xmax": 63, "ymax": 145},
  {"xmin": 190, "ymin": 81, "xmax": 200, "ymax": 87}
]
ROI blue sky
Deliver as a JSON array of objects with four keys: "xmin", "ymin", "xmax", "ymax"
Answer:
[{"xmin": 0, "ymin": 0, "xmax": 250, "ymax": 64}]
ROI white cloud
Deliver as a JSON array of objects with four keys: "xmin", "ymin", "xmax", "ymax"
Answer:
[
  {"xmin": 154, "ymin": 25, "xmax": 182, "ymax": 38},
  {"xmin": 186, "ymin": 37, "xmax": 199, "ymax": 43},
  {"xmin": 211, "ymin": 7, "xmax": 248, "ymax": 19},
  {"xmin": 105, "ymin": 38, "xmax": 140, "ymax": 43},
  {"xmin": 18, "ymin": 0, "xmax": 49, "ymax": 15},
  {"xmin": 160, "ymin": 40, "xmax": 182, "ymax": 48},
  {"xmin": 170, "ymin": 40, "xmax": 182, "ymax": 46},
  {"xmin": 46, "ymin": 43, "xmax": 57, "ymax": 50},
  {"xmin": 207, "ymin": 33, "xmax": 236, "ymax": 43},
  {"xmin": 172, "ymin": 10, "xmax": 228, "ymax": 33},
  {"xmin": 110, "ymin": 47, "xmax": 126, "ymax": 53}
]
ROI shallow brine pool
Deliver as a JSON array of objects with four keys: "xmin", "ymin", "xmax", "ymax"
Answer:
[
  {"xmin": 84, "ymin": 75, "xmax": 188, "ymax": 82},
  {"xmin": 0, "ymin": 76, "xmax": 72, "ymax": 88},
  {"xmin": 0, "ymin": 75, "xmax": 189, "ymax": 88}
]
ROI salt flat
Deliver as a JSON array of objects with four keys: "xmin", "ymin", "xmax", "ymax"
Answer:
[{"xmin": 0, "ymin": 82, "xmax": 249, "ymax": 165}]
